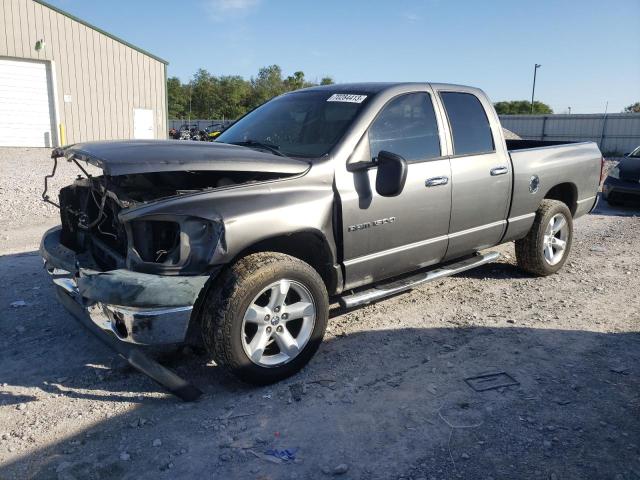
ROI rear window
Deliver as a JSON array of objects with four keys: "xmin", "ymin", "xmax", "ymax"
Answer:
[{"xmin": 441, "ymin": 92, "xmax": 494, "ymax": 156}]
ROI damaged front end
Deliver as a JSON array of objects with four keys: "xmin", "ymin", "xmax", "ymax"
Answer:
[
  {"xmin": 42, "ymin": 141, "xmax": 307, "ymax": 346},
  {"xmin": 41, "ymin": 167, "xmax": 218, "ymax": 346},
  {"xmin": 40, "ymin": 141, "xmax": 311, "ymax": 400},
  {"xmin": 55, "ymin": 172, "xmax": 225, "ymax": 276}
]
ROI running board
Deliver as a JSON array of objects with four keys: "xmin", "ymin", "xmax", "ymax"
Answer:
[{"xmin": 338, "ymin": 251, "xmax": 500, "ymax": 309}]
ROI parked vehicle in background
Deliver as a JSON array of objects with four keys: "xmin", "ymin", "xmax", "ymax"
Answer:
[
  {"xmin": 603, "ymin": 146, "xmax": 640, "ymax": 206},
  {"xmin": 174, "ymin": 124, "xmax": 205, "ymax": 141},
  {"xmin": 205, "ymin": 121, "xmax": 233, "ymax": 141},
  {"xmin": 41, "ymin": 82, "xmax": 602, "ymax": 393}
]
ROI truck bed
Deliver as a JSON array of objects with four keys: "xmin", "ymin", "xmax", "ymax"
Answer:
[
  {"xmin": 506, "ymin": 139, "xmax": 579, "ymax": 151},
  {"xmin": 503, "ymin": 140, "xmax": 602, "ymax": 242}
]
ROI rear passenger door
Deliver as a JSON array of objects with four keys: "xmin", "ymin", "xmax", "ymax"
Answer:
[{"xmin": 437, "ymin": 90, "xmax": 512, "ymax": 260}]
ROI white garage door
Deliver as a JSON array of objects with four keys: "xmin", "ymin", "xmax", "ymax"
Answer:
[{"xmin": 0, "ymin": 58, "xmax": 55, "ymax": 147}]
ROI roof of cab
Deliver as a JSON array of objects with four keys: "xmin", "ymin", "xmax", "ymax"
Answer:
[{"xmin": 293, "ymin": 82, "xmax": 476, "ymax": 95}]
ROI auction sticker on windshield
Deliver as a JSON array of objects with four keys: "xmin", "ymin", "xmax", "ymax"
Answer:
[{"xmin": 327, "ymin": 94, "xmax": 367, "ymax": 103}]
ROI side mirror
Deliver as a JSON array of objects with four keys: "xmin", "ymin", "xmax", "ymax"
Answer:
[{"xmin": 375, "ymin": 151, "xmax": 408, "ymax": 197}]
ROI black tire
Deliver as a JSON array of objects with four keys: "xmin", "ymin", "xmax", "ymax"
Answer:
[
  {"xmin": 200, "ymin": 252, "xmax": 328, "ymax": 385},
  {"xmin": 515, "ymin": 199, "xmax": 573, "ymax": 276}
]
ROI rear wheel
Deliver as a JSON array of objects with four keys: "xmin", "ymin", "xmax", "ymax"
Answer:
[
  {"xmin": 201, "ymin": 252, "xmax": 328, "ymax": 385},
  {"xmin": 515, "ymin": 200, "xmax": 573, "ymax": 276}
]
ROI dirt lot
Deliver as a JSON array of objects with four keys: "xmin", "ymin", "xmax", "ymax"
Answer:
[{"xmin": 1, "ymin": 148, "xmax": 639, "ymax": 480}]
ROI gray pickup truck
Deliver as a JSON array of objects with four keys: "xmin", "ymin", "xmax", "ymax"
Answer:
[{"xmin": 41, "ymin": 82, "xmax": 603, "ymax": 390}]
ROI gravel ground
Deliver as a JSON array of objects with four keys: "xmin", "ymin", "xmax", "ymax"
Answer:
[
  {"xmin": 1, "ymin": 148, "xmax": 639, "ymax": 479},
  {"xmin": 0, "ymin": 148, "xmax": 101, "ymax": 228}
]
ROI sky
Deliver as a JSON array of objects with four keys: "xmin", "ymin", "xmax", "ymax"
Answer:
[{"xmin": 46, "ymin": 0, "xmax": 640, "ymax": 114}]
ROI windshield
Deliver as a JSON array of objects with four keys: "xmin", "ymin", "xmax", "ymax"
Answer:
[
  {"xmin": 216, "ymin": 91, "xmax": 371, "ymax": 158},
  {"xmin": 629, "ymin": 146, "xmax": 640, "ymax": 158}
]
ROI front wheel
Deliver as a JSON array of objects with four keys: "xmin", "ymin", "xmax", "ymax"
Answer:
[
  {"xmin": 515, "ymin": 199, "xmax": 573, "ymax": 276},
  {"xmin": 200, "ymin": 252, "xmax": 328, "ymax": 385}
]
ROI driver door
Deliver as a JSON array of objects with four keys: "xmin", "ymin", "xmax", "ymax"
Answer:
[{"xmin": 336, "ymin": 91, "xmax": 452, "ymax": 290}]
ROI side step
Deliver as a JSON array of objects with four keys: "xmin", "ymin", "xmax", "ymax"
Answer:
[{"xmin": 338, "ymin": 251, "xmax": 500, "ymax": 309}]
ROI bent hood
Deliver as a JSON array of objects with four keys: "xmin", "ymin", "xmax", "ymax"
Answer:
[{"xmin": 52, "ymin": 140, "xmax": 310, "ymax": 176}]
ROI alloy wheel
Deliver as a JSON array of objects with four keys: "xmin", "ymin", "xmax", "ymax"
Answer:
[
  {"xmin": 241, "ymin": 279, "xmax": 316, "ymax": 367},
  {"xmin": 543, "ymin": 213, "xmax": 569, "ymax": 266}
]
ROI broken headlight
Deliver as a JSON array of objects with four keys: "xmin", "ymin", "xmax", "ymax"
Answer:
[
  {"xmin": 126, "ymin": 216, "xmax": 222, "ymax": 275},
  {"xmin": 130, "ymin": 220, "xmax": 180, "ymax": 264}
]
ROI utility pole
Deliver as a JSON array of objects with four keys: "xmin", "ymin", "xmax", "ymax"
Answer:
[
  {"xmin": 530, "ymin": 64, "xmax": 541, "ymax": 114},
  {"xmin": 188, "ymin": 82, "xmax": 193, "ymax": 125},
  {"xmin": 599, "ymin": 101, "xmax": 609, "ymax": 150}
]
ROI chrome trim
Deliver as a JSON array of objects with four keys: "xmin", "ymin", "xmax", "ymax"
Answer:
[
  {"xmin": 508, "ymin": 212, "xmax": 535, "ymax": 223},
  {"xmin": 52, "ymin": 277, "xmax": 79, "ymax": 296},
  {"xmin": 86, "ymin": 303, "xmax": 193, "ymax": 345},
  {"xmin": 490, "ymin": 166, "xmax": 509, "ymax": 176},
  {"xmin": 339, "ymin": 251, "xmax": 500, "ymax": 308},
  {"xmin": 344, "ymin": 220, "xmax": 505, "ymax": 267},
  {"xmin": 343, "ymin": 234, "xmax": 448, "ymax": 267},
  {"xmin": 108, "ymin": 304, "xmax": 193, "ymax": 318},
  {"xmin": 448, "ymin": 220, "xmax": 506, "ymax": 239},
  {"xmin": 425, "ymin": 176, "xmax": 449, "ymax": 187},
  {"xmin": 577, "ymin": 195, "xmax": 597, "ymax": 207},
  {"xmin": 45, "ymin": 259, "xmax": 193, "ymax": 345},
  {"xmin": 576, "ymin": 195, "xmax": 598, "ymax": 218},
  {"xmin": 46, "ymin": 265, "xmax": 72, "ymax": 276}
]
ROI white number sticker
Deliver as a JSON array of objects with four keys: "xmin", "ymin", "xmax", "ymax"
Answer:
[{"xmin": 327, "ymin": 94, "xmax": 367, "ymax": 103}]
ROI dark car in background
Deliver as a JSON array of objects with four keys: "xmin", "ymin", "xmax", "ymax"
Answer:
[
  {"xmin": 603, "ymin": 146, "xmax": 640, "ymax": 206},
  {"xmin": 204, "ymin": 121, "xmax": 233, "ymax": 141}
]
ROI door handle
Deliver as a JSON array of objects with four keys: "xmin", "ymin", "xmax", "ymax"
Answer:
[
  {"xmin": 490, "ymin": 166, "xmax": 509, "ymax": 176},
  {"xmin": 425, "ymin": 176, "xmax": 449, "ymax": 187}
]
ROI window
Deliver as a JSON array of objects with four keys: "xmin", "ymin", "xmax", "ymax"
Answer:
[
  {"xmin": 216, "ymin": 91, "xmax": 369, "ymax": 158},
  {"xmin": 368, "ymin": 93, "xmax": 441, "ymax": 162},
  {"xmin": 441, "ymin": 92, "xmax": 494, "ymax": 156}
]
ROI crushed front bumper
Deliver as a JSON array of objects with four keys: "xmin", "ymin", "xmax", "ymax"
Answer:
[{"xmin": 41, "ymin": 226, "xmax": 209, "ymax": 346}]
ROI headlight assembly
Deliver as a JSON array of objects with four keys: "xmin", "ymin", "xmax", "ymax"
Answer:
[
  {"xmin": 126, "ymin": 217, "xmax": 222, "ymax": 275},
  {"xmin": 608, "ymin": 166, "xmax": 620, "ymax": 180}
]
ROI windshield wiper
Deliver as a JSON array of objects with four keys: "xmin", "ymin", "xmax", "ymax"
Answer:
[{"xmin": 229, "ymin": 140, "xmax": 288, "ymax": 157}]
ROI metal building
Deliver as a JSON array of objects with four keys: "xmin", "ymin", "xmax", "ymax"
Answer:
[
  {"xmin": 500, "ymin": 114, "xmax": 640, "ymax": 156},
  {"xmin": 0, "ymin": 0, "xmax": 168, "ymax": 147}
]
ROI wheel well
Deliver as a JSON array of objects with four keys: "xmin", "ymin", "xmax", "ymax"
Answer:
[
  {"xmin": 238, "ymin": 231, "xmax": 338, "ymax": 294},
  {"xmin": 544, "ymin": 183, "xmax": 577, "ymax": 216}
]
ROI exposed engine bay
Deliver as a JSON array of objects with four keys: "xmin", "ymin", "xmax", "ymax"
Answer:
[
  {"xmin": 43, "ymin": 141, "xmax": 310, "ymax": 276},
  {"xmin": 50, "ymin": 164, "xmax": 292, "ymax": 274},
  {"xmin": 95, "ymin": 169, "xmax": 290, "ymax": 203}
]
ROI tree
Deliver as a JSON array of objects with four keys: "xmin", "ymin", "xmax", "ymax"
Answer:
[
  {"xmin": 215, "ymin": 75, "xmax": 252, "ymax": 119},
  {"xmin": 283, "ymin": 71, "xmax": 309, "ymax": 91},
  {"xmin": 623, "ymin": 102, "xmax": 640, "ymax": 113},
  {"xmin": 167, "ymin": 76, "xmax": 189, "ymax": 119},
  {"xmin": 250, "ymin": 65, "xmax": 285, "ymax": 108},
  {"xmin": 494, "ymin": 100, "xmax": 553, "ymax": 115},
  {"xmin": 190, "ymin": 69, "xmax": 219, "ymax": 119},
  {"xmin": 167, "ymin": 65, "xmax": 337, "ymax": 120}
]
